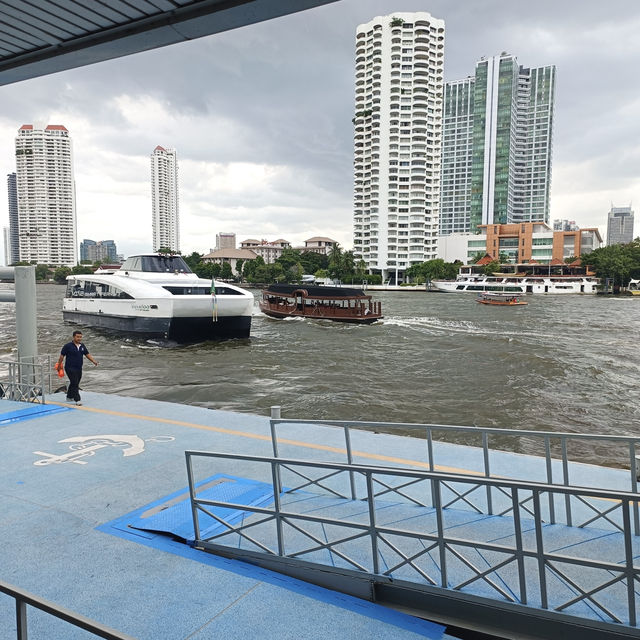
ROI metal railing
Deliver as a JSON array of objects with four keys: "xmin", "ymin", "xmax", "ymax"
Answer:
[
  {"xmin": 0, "ymin": 579, "xmax": 134, "ymax": 640},
  {"xmin": 186, "ymin": 450, "xmax": 640, "ymax": 630},
  {"xmin": 0, "ymin": 355, "xmax": 53, "ymax": 403},
  {"xmin": 270, "ymin": 417, "xmax": 640, "ymax": 534}
]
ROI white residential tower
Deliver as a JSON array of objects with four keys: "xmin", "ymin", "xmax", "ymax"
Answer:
[
  {"xmin": 352, "ymin": 13, "xmax": 445, "ymax": 283},
  {"xmin": 14, "ymin": 124, "xmax": 77, "ymax": 266},
  {"xmin": 151, "ymin": 145, "xmax": 180, "ymax": 252}
]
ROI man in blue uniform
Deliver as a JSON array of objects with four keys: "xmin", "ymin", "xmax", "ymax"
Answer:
[{"xmin": 57, "ymin": 330, "xmax": 99, "ymax": 405}]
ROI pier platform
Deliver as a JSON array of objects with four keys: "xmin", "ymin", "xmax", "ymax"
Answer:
[{"xmin": 0, "ymin": 392, "xmax": 637, "ymax": 639}]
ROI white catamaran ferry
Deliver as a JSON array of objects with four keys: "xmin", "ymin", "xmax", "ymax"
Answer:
[
  {"xmin": 62, "ymin": 254, "xmax": 254, "ymax": 341},
  {"xmin": 432, "ymin": 263, "xmax": 600, "ymax": 294}
]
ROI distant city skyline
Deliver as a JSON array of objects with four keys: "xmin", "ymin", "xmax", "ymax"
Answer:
[{"xmin": 0, "ymin": 0, "xmax": 638, "ymax": 265}]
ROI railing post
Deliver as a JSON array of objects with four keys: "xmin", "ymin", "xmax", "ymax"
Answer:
[
  {"xmin": 561, "ymin": 437, "xmax": 572, "ymax": 526},
  {"xmin": 544, "ymin": 436, "xmax": 556, "ymax": 524},
  {"xmin": 511, "ymin": 487, "xmax": 527, "ymax": 605},
  {"xmin": 532, "ymin": 489, "xmax": 548, "ymax": 610},
  {"xmin": 630, "ymin": 441, "xmax": 639, "ymax": 536},
  {"xmin": 15, "ymin": 266, "xmax": 38, "ymax": 389},
  {"xmin": 16, "ymin": 598, "xmax": 27, "ymax": 640},
  {"xmin": 344, "ymin": 425, "xmax": 356, "ymax": 500},
  {"xmin": 621, "ymin": 498, "xmax": 636, "ymax": 626},
  {"xmin": 270, "ymin": 407, "xmax": 282, "ymax": 494},
  {"xmin": 431, "ymin": 477, "xmax": 447, "ymax": 588},
  {"xmin": 185, "ymin": 452, "xmax": 201, "ymax": 544},
  {"xmin": 366, "ymin": 471, "xmax": 379, "ymax": 574},
  {"xmin": 271, "ymin": 461, "xmax": 285, "ymax": 556},
  {"xmin": 482, "ymin": 431, "xmax": 493, "ymax": 515}
]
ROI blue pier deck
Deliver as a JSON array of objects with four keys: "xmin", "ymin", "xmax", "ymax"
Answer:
[{"xmin": 0, "ymin": 392, "xmax": 637, "ymax": 639}]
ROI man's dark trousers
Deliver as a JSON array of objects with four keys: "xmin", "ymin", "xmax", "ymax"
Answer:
[{"xmin": 66, "ymin": 368, "xmax": 82, "ymax": 401}]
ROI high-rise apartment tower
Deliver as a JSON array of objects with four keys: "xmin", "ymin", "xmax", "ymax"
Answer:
[
  {"xmin": 353, "ymin": 13, "xmax": 445, "ymax": 282},
  {"xmin": 606, "ymin": 205, "xmax": 634, "ymax": 246},
  {"xmin": 440, "ymin": 54, "xmax": 555, "ymax": 235},
  {"xmin": 14, "ymin": 125, "xmax": 77, "ymax": 266},
  {"xmin": 151, "ymin": 146, "xmax": 179, "ymax": 252},
  {"xmin": 6, "ymin": 172, "xmax": 19, "ymax": 265}
]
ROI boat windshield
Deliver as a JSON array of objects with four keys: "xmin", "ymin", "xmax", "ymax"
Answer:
[{"xmin": 121, "ymin": 255, "xmax": 192, "ymax": 273}]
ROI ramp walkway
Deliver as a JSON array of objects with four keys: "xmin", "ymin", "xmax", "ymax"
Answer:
[{"xmin": 184, "ymin": 449, "xmax": 640, "ymax": 640}]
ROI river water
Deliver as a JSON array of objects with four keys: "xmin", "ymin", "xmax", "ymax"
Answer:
[{"xmin": 1, "ymin": 285, "xmax": 639, "ymax": 464}]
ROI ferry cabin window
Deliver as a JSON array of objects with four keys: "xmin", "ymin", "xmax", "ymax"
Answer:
[
  {"xmin": 66, "ymin": 282, "xmax": 132, "ymax": 299},
  {"xmin": 120, "ymin": 255, "xmax": 192, "ymax": 273},
  {"xmin": 164, "ymin": 285, "xmax": 244, "ymax": 295}
]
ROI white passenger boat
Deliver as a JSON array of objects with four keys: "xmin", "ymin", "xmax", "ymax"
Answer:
[
  {"xmin": 431, "ymin": 274, "xmax": 599, "ymax": 294},
  {"xmin": 628, "ymin": 279, "xmax": 640, "ymax": 296},
  {"xmin": 62, "ymin": 254, "xmax": 254, "ymax": 341}
]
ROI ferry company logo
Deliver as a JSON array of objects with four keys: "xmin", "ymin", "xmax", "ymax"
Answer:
[{"xmin": 33, "ymin": 434, "xmax": 174, "ymax": 466}]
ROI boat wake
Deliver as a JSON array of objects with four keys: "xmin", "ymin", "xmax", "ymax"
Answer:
[{"xmin": 384, "ymin": 316, "xmax": 553, "ymax": 340}]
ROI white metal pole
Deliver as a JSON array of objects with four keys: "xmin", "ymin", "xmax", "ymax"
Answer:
[{"xmin": 14, "ymin": 266, "xmax": 38, "ymax": 384}]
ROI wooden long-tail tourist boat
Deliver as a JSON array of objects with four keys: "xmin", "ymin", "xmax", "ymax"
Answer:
[{"xmin": 259, "ymin": 284, "xmax": 382, "ymax": 324}]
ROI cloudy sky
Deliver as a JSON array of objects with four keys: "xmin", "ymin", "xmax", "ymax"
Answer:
[{"xmin": 1, "ymin": 0, "xmax": 638, "ymax": 262}]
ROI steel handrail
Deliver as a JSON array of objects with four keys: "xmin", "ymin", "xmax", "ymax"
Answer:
[
  {"xmin": 0, "ymin": 579, "xmax": 134, "ymax": 640},
  {"xmin": 185, "ymin": 450, "xmax": 640, "ymax": 629}
]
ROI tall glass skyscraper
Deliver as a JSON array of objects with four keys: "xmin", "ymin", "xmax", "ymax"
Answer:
[
  {"xmin": 606, "ymin": 205, "xmax": 634, "ymax": 246},
  {"xmin": 440, "ymin": 53, "xmax": 555, "ymax": 235},
  {"xmin": 15, "ymin": 125, "xmax": 77, "ymax": 266},
  {"xmin": 151, "ymin": 145, "xmax": 179, "ymax": 253},
  {"xmin": 352, "ymin": 13, "xmax": 445, "ymax": 283}
]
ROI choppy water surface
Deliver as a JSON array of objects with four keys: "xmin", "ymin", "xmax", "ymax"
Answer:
[{"xmin": 1, "ymin": 285, "xmax": 639, "ymax": 464}]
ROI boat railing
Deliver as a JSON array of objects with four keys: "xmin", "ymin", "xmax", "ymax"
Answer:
[
  {"xmin": 269, "ymin": 414, "xmax": 640, "ymax": 534},
  {"xmin": 0, "ymin": 578, "xmax": 134, "ymax": 639},
  {"xmin": 0, "ymin": 355, "xmax": 53, "ymax": 403}
]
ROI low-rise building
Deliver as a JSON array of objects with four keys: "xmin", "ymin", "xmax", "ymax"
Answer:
[
  {"xmin": 299, "ymin": 237, "xmax": 337, "ymax": 255},
  {"xmin": 239, "ymin": 239, "xmax": 291, "ymax": 264},
  {"xmin": 202, "ymin": 248, "xmax": 258, "ymax": 274}
]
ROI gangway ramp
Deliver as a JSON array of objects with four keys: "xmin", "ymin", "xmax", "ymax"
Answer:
[{"xmin": 185, "ymin": 450, "xmax": 640, "ymax": 640}]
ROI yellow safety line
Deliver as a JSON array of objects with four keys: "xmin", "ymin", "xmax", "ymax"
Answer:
[
  {"xmin": 48, "ymin": 402, "xmax": 471, "ymax": 475},
  {"xmin": 48, "ymin": 403, "xmax": 626, "ymax": 503}
]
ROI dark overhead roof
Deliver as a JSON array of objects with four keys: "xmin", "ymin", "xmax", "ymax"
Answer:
[{"xmin": 0, "ymin": 0, "xmax": 339, "ymax": 87}]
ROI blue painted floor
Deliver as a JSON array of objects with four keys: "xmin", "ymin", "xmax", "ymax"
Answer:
[
  {"xmin": 0, "ymin": 393, "xmax": 452, "ymax": 640},
  {"xmin": 0, "ymin": 392, "xmax": 636, "ymax": 638}
]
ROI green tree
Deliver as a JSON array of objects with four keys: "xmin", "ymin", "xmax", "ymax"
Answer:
[
  {"xmin": 220, "ymin": 262, "xmax": 233, "ymax": 280},
  {"xmin": 328, "ymin": 244, "xmax": 343, "ymax": 280},
  {"xmin": 482, "ymin": 260, "xmax": 501, "ymax": 277},
  {"xmin": 235, "ymin": 259, "xmax": 244, "ymax": 279},
  {"xmin": 35, "ymin": 264, "xmax": 50, "ymax": 281},
  {"xmin": 72, "ymin": 265, "xmax": 93, "ymax": 275},
  {"xmin": 53, "ymin": 267, "xmax": 72, "ymax": 283},
  {"xmin": 582, "ymin": 240, "xmax": 640, "ymax": 286},
  {"xmin": 299, "ymin": 251, "xmax": 327, "ymax": 274},
  {"xmin": 184, "ymin": 251, "xmax": 202, "ymax": 271},
  {"xmin": 157, "ymin": 247, "xmax": 180, "ymax": 255}
]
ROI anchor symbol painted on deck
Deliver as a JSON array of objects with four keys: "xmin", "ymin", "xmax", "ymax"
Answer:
[{"xmin": 33, "ymin": 434, "xmax": 174, "ymax": 466}]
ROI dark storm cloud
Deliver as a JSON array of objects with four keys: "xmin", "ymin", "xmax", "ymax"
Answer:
[{"xmin": 1, "ymin": 0, "xmax": 638, "ymax": 256}]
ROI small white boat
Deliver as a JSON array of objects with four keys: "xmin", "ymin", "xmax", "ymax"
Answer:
[
  {"xmin": 62, "ymin": 254, "xmax": 254, "ymax": 341},
  {"xmin": 629, "ymin": 279, "xmax": 640, "ymax": 296}
]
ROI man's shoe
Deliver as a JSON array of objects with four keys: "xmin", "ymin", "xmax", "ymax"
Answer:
[
  {"xmin": 75, "ymin": 401, "xmax": 82, "ymax": 406},
  {"xmin": 66, "ymin": 397, "xmax": 74, "ymax": 403}
]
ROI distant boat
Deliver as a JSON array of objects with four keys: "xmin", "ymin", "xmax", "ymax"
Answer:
[
  {"xmin": 628, "ymin": 279, "xmax": 640, "ymax": 296},
  {"xmin": 477, "ymin": 292, "xmax": 528, "ymax": 306},
  {"xmin": 259, "ymin": 284, "xmax": 382, "ymax": 324}
]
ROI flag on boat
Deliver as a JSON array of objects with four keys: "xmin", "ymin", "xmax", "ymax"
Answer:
[{"xmin": 211, "ymin": 279, "xmax": 218, "ymax": 322}]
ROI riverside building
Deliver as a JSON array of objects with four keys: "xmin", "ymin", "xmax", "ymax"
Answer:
[
  {"xmin": 606, "ymin": 205, "xmax": 634, "ymax": 246},
  {"xmin": 151, "ymin": 145, "xmax": 179, "ymax": 252},
  {"xmin": 14, "ymin": 124, "xmax": 77, "ymax": 266},
  {"xmin": 6, "ymin": 172, "xmax": 19, "ymax": 265},
  {"xmin": 439, "ymin": 53, "xmax": 555, "ymax": 236},
  {"xmin": 352, "ymin": 12, "xmax": 445, "ymax": 284}
]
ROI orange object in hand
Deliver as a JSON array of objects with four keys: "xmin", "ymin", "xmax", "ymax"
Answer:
[{"xmin": 54, "ymin": 363, "xmax": 64, "ymax": 378}]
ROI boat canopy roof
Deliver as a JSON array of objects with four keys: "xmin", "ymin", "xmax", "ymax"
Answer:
[
  {"xmin": 264, "ymin": 283, "xmax": 369, "ymax": 299},
  {"xmin": 120, "ymin": 254, "xmax": 192, "ymax": 273}
]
